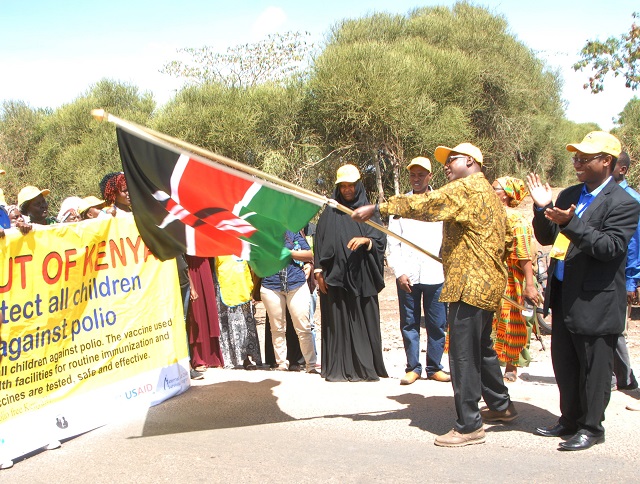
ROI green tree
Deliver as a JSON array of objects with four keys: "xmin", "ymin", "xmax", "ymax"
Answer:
[
  {"xmin": 612, "ymin": 97, "xmax": 640, "ymax": 188},
  {"xmin": 574, "ymin": 13, "xmax": 639, "ymax": 93},
  {"xmin": 153, "ymin": 79, "xmax": 322, "ymax": 192},
  {"xmin": 0, "ymin": 101, "xmax": 48, "ymax": 204},
  {"xmin": 307, "ymin": 2, "xmax": 567, "ymax": 200},
  {"xmin": 8, "ymin": 79, "xmax": 155, "ymax": 210}
]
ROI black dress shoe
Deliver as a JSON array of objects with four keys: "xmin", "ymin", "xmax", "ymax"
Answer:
[
  {"xmin": 535, "ymin": 423, "xmax": 576, "ymax": 437},
  {"xmin": 558, "ymin": 432, "xmax": 605, "ymax": 451}
]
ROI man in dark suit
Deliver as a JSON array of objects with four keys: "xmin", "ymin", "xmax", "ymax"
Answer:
[{"xmin": 527, "ymin": 131, "xmax": 640, "ymax": 451}]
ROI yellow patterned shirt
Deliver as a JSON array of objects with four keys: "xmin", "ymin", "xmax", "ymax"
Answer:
[{"xmin": 380, "ymin": 172, "xmax": 509, "ymax": 311}]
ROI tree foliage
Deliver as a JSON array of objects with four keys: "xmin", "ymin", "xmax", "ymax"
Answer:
[
  {"xmin": 0, "ymin": 3, "xmax": 589, "ymax": 217},
  {"xmin": 161, "ymin": 32, "xmax": 314, "ymax": 88},
  {"xmin": 612, "ymin": 97, "xmax": 640, "ymax": 188},
  {"xmin": 574, "ymin": 12, "xmax": 640, "ymax": 93},
  {"xmin": 0, "ymin": 101, "xmax": 48, "ymax": 200},
  {"xmin": 307, "ymin": 2, "xmax": 567, "ymax": 200},
  {"xmin": 0, "ymin": 79, "xmax": 154, "ymax": 210}
]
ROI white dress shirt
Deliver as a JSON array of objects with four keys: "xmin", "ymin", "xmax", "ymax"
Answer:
[{"xmin": 386, "ymin": 190, "xmax": 444, "ymax": 285}]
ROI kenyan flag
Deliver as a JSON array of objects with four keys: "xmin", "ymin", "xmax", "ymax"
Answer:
[{"xmin": 116, "ymin": 127, "xmax": 322, "ymax": 277}]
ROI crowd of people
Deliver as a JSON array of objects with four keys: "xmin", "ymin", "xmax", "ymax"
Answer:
[
  {"xmin": 2, "ymin": 129, "xmax": 640, "ymax": 455},
  {"xmin": 353, "ymin": 131, "xmax": 640, "ymax": 450}
]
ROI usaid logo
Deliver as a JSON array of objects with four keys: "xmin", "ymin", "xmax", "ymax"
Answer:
[{"xmin": 124, "ymin": 384, "xmax": 154, "ymax": 399}]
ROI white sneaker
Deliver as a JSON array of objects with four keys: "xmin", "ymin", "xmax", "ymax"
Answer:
[{"xmin": 1, "ymin": 461, "xmax": 13, "ymax": 469}]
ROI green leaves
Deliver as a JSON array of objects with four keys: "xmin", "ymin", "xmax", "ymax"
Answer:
[{"xmin": 574, "ymin": 12, "xmax": 640, "ymax": 93}]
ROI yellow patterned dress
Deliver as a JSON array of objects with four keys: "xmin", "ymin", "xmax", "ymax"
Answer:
[{"xmin": 492, "ymin": 208, "xmax": 536, "ymax": 367}]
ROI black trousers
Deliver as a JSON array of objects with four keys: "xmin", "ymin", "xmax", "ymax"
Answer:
[
  {"xmin": 448, "ymin": 301, "xmax": 510, "ymax": 433},
  {"xmin": 550, "ymin": 277, "xmax": 617, "ymax": 436}
]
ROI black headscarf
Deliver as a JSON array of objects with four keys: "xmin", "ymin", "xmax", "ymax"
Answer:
[{"xmin": 315, "ymin": 181, "xmax": 386, "ymax": 296}]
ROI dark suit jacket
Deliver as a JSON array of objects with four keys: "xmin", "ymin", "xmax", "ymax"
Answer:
[{"xmin": 533, "ymin": 178, "xmax": 640, "ymax": 336}]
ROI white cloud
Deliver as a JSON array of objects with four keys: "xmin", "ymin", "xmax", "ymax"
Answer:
[{"xmin": 252, "ymin": 6, "xmax": 288, "ymax": 39}]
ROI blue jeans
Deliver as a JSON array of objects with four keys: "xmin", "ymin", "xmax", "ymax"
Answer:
[{"xmin": 397, "ymin": 281, "xmax": 447, "ymax": 377}]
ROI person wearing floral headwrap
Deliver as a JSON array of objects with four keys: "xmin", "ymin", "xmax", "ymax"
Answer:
[{"xmin": 491, "ymin": 176, "xmax": 538, "ymax": 382}]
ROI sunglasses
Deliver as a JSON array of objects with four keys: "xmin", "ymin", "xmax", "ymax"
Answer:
[
  {"xmin": 572, "ymin": 153, "xmax": 605, "ymax": 165},
  {"xmin": 444, "ymin": 154, "xmax": 468, "ymax": 166}
]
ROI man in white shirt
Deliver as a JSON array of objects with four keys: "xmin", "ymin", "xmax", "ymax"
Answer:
[{"xmin": 387, "ymin": 157, "xmax": 450, "ymax": 385}]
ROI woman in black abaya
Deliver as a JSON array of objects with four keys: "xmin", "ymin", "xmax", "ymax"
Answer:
[{"xmin": 314, "ymin": 164, "xmax": 387, "ymax": 382}]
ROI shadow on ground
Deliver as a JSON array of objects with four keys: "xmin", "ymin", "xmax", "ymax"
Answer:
[
  {"xmin": 135, "ymin": 379, "xmax": 294, "ymax": 437},
  {"xmin": 134, "ymin": 383, "xmax": 561, "ymax": 439},
  {"xmin": 329, "ymin": 393, "xmax": 560, "ymax": 436}
]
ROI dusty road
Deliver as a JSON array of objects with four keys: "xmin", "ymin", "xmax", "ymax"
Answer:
[
  {"xmin": 5, "ymin": 189, "xmax": 640, "ymax": 481},
  {"xmin": 5, "ymin": 267, "xmax": 640, "ymax": 483}
]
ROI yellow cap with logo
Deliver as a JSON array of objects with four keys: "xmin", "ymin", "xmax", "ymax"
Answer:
[{"xmin": 566, "ymin": 131, "xmax": 621, "ymax": 157}]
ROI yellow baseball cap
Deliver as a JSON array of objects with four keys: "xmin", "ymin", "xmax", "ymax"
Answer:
[
  {"xmin": 18, "ymin": 186, "xmax": 51, "ymax": 209},
  {"xmin": 566, "ymin": 131, "xmax": 621, "ymax": 157},
  {"xmin": 407, "ymin": 156, "xmax": 432, "ymax": 172},
  {"xmin": 335, "ymin": 164, "xmax": 361, "ymax": 184},
  {"xmin": 434, "ymin": 142, "xmax": 484, "ymax": 166}
]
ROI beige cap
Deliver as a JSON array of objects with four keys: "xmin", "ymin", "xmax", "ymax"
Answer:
[
  {"xmin": 434, "ymin": 142, "xmax": 484, "ymax": 166},
  {"xmin": 335, "ymin": 164, "xmax": 361, "ymax": 184},
  {"xmin": 407, "ymin": 156, "xmax": 432, "ymax": 172}
]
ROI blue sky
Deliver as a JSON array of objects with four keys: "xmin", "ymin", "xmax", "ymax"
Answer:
[{"xmin": 0, "ymin": 1, "xmax": 637, "ymax": 130}]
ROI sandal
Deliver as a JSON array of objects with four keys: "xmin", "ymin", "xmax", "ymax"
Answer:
[
  {"xmin": 194, "ymin": 365, "xmax": 207, "ymax": 372},
  {"xmin": 503, "ymin": 371, "xmax": 517, "ymax": 382}
]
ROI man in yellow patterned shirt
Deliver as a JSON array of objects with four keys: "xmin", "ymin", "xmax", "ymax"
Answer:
[{"xmin": 352, "ymin": 142, "xmax": 517, "ymax": 447}]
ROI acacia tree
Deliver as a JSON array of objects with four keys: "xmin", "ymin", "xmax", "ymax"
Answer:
[
  {"xmin": 161, "ymin": 31, "xmax": 314, "ymax": 88},
  {"xmin": 307, "ymin": 2, "xmax": 567, "ymax": 200},
  {"xmin": 574, "ymin": 13, "xmax": 640, "ymax": 93},
  {"xmin": 157, "ymin": 32, "xmax": 323, "ymax": 191}
]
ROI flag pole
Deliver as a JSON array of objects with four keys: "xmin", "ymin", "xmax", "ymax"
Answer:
[
  {"xmin": 91, "ymin": 108, "xmax": 439, "ymax": 261},
  {"xmin": 91, "ymin": 109, "xmax": 525, "ymax": 311}
]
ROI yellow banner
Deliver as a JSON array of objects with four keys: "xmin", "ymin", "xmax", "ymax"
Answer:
[{"xmin": 0, "ymin": 216, "xmax": 189, "ymax": 460}]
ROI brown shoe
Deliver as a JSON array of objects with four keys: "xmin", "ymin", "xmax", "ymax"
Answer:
[
  {"xmin": 400, "ymin": 371, "xmax": 420, "ymax": 385},
  {"xmin": 480, "ymin": 402, "xmax": 518, "ymax": 423},
  {"xmin": 434, "ymin": 428, "xmax": 485, "ymax": 447},
  {"xmin": 428, "ymin": 370, "xmax": 451, "ymax": 382}
]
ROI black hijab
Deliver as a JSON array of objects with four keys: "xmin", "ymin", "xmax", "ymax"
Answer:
[{"xmin": 315, "ymin": 181, "xmax": 386, "ymax": 296}]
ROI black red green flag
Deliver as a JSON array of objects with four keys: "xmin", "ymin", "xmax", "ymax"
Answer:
[{"xmin": 116, "ymin": 127, "xmax": 322, "ymax": 277}]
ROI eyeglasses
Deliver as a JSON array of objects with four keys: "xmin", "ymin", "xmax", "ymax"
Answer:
[
  {"xmin": 572, "ymin": 153, "xmax": 605, "ymax": 165},
  {"xmin": 444, "ymin": 154, "xmax": 468, "ymax": 166}
]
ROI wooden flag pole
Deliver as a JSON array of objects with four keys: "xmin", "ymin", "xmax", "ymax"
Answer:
[
  {"xmin": 91, "ymin": 109, "xmax": 525, "ymax": 311},
  {"xmin": 91, "ymin": 109, "xmax": 324, "ymax": 203}
]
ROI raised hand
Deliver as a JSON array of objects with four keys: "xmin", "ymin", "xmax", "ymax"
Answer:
[{"xmin": 526, "ymin": 173, "xmax": 553, "ymax": 208}]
